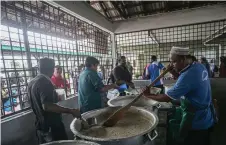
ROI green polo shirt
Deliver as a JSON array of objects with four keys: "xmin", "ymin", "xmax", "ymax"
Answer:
[{"xmin": 78, "ymin": 68, "xmax": 104, "ymax": 113}]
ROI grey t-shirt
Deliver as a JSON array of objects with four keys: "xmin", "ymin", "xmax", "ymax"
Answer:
[{"xmin": 28, "ymin": 74, "xmax": 61, "ymax": 130}]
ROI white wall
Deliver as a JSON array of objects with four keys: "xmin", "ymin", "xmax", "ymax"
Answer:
[
  {"xmin": 1, "ymin": 97, "xmax": 78, "ymax": 145},
  {"xmin": 113, "ymin": 4, "xmax": 226, "ymax": 33}
]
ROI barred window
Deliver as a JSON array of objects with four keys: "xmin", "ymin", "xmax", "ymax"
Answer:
[
  {"xmin": 116, "ymin": 20, "xmax": 226, "ymax": 79},
  {"xmin": 1, "ymin": 1, "xmax": 113, "ymax": 118}
]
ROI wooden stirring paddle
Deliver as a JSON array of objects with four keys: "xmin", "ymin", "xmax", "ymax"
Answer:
[{"xmin": 102, "ymin": 67, "xmax": 171, "ymax": 127}]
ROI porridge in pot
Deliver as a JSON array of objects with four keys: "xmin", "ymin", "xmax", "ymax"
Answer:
[{"xmin": 80, "ymin": 111, "xmax": 152, "ymax": 139}]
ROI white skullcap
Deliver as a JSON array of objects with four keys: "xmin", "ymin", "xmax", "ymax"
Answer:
[{"xmin": 170, "ymin": 46, "xmax": 190, "ymax": 56}]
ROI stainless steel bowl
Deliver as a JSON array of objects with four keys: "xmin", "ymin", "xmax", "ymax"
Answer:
[
  {"xmin": 41, "ymin": 140, "xmax": 100, "ymax": 145},
  {"xmin": 70, "ymin": 106, "xmax": 158, "ymax": 145},
  {"xmin": 107, "ymin": 95, "xmax": 160, "ymax": 108}
]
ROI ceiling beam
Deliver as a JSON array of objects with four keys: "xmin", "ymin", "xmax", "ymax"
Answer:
[
  {"xmin": 123, "ymin": 2, "xmax": 142, "ymax": 8},
  {"xmin": 96, "ymin": 7, "xmax": 116, "ymax": 12},
  {"xmin": 118, "ymin": 1, "xmax": 128, "ymax": 18},
  {"xmin": 111, "ymin": 1, "xmax": 127, "ymax": 19},
  {"xmin": 120, "ymin": 1, "xmax": 128, "ymax": 17},
  {"xmin": 99, "ymin": 2, "xmax": 111, "ymax": 20}
]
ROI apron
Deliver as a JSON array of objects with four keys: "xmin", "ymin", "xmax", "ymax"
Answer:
[{"xmin": 179, "ymin": 97, "xmax": 217, "ymax": 137}]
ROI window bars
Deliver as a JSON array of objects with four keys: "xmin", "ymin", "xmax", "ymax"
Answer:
[
  {"xmin": 116, "ymin": 20, "xmax": 226, "ymax": 79},
  {"xmin": 1, "ymin": 1, "xmax": 113, "ymax": 117}
]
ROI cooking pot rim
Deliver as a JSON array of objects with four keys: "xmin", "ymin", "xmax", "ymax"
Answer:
[
  {"xmin": 41, "ymin": 140, "xmax": 100, "ymax": 145},
  {"xmin": 70, "ymin": 106, "xmax": 159, "ymax": 142},
  {"xmin": 107, "ymin": 95, "xmax": 159, "ymax": 107}
]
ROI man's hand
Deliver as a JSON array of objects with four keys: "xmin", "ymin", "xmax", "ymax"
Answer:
[
  {"xmin": 167, "ymin": 63, "xmax": 174, "ymax": 72},
  {"xmin": 111, "ymin": 83, "xmax": 119, "ymax": 90},
  {"xmin": 167, "ymin": 63, "xmax": 179, "ymax": 79},
  {"xmin": 141, "ymin": 87, "xmax": 172, "ymax": 102},
  {"xmin": 142, "ymin": 86, "xmax": 150, "ymax": 96},
  {"xmin": 115, "ymin": 80, "xmax": 126, "ymax": 86},
  {"xmin": 70, "ymin": 109, "xmax": 81, "ymax": 118}
]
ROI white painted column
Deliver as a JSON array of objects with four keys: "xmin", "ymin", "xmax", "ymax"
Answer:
[
  {"xmin": 219, "ymin": 44, "xmax": 222, "ymax": 65},
  {"xmin": 111, "ymin": 33, "xmax": 117, "ymax": 67}
]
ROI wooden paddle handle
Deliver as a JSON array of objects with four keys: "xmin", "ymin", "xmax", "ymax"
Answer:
[{"xmin": 124, "ymin": 67, "xmax": 171, "ymax": 109}]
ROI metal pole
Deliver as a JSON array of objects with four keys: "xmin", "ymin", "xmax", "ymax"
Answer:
[
  {"xmin": 21, "ymin": 12, "xmax": 32, "ymax": 72},
  {"xmin": 219, "ymin": 44, "xmax": 222, "ymax": 66}
]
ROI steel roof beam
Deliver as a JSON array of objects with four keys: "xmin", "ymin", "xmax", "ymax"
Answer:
[
  {"xmin": 99, "ymin": 1, "xmax": 111, "ymax": 20},
  {"xmin": 111, "ymin": 1, "xmax": 127, "ymax": 19}
]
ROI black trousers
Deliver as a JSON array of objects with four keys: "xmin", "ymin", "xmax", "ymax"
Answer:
[
  {"xmin": 183, "ymin": 128, "xmax": 211, "ymax": 145},
  {"xmin": 36, "ymin": 121, "xmax": 68, "ymax": 144}
]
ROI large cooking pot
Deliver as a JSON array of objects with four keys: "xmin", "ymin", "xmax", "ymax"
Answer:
[
  {"xmin": 41, "ymin": 140, "xmax": 100, "ymax": 145},
  {"xmin": 108, "ymin": 95, "xmax": 161, "ymax": 109},
  {"xmin": 70, "ymin": 106, "xmax": 158, "ymax": 145}
]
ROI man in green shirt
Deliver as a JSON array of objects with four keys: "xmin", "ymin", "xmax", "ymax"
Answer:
[{"xmin": 78, "ymin": 56, "xmax": 118, "ymax": 113}]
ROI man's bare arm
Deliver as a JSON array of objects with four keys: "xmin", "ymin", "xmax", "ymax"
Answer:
[
  {"xmin": 142, "ymin": 87, "xmax": 172, "ymax": 102},
  {"xmin": 42, "ymin": 103, "xmax": 80, "ymax": 118},
  {"xmin": 100, "ymin": 84, "xmax": 118, "ymax": 92}
]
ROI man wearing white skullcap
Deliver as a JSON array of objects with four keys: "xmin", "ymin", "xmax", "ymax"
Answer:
[
  {"xmin": 170, "ymin": 46, "xmax": 190, "ymax": 56},
  {"xmin": 142, "ymin": 46, "xmax": 216, "ymax": 145}
]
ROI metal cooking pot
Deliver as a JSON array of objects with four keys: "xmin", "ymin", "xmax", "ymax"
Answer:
[
  {"xmin": 70, "ymin": 106, "xmax": 158, "ymax": 145},
  {"xmin": 41, "ymin": 140, "xmax": 100, "ymax": 145},
  {"xmin": 108, "ymin": 95, "xmax": 161, "ymax": 110}
]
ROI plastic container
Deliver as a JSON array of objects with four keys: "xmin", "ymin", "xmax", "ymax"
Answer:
[{"xmin": 55, "ymin": 89, "xmax": 66, "ymax": 101}]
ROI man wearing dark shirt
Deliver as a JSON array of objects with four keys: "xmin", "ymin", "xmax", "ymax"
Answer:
[
  {"xmin": 28, "ymin": 58, "xmax": 80, "ymax": 144},
  {"xmin": 113, "ymin": 56, "xmax": 135, "ymax": 90},
  {"xmin": 78, "ymin": 56, "xmax": 117, "ymax": 113}
]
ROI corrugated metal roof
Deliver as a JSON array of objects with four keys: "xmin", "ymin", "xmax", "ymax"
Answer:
[{"xmin": 89, "ymin": 1, "xmax": 226, "ymax": 22}]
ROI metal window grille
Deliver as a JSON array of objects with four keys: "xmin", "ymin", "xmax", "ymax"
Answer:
[
  {"xmin": 1, "ymin": 1, "xmax": 113, "ymax": 118},
  {"xmin": 116, "ymin": 20, "xmax": 226, "ymax": 79}
]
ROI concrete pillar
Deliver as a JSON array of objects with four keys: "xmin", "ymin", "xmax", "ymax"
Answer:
[
  {"xmin": 219, "ymin": 44, "xmax": 222, "ymax": 65},
  {"xmin": 111, "ymin": 33, "xmax": 117, "ymax": 67}
]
